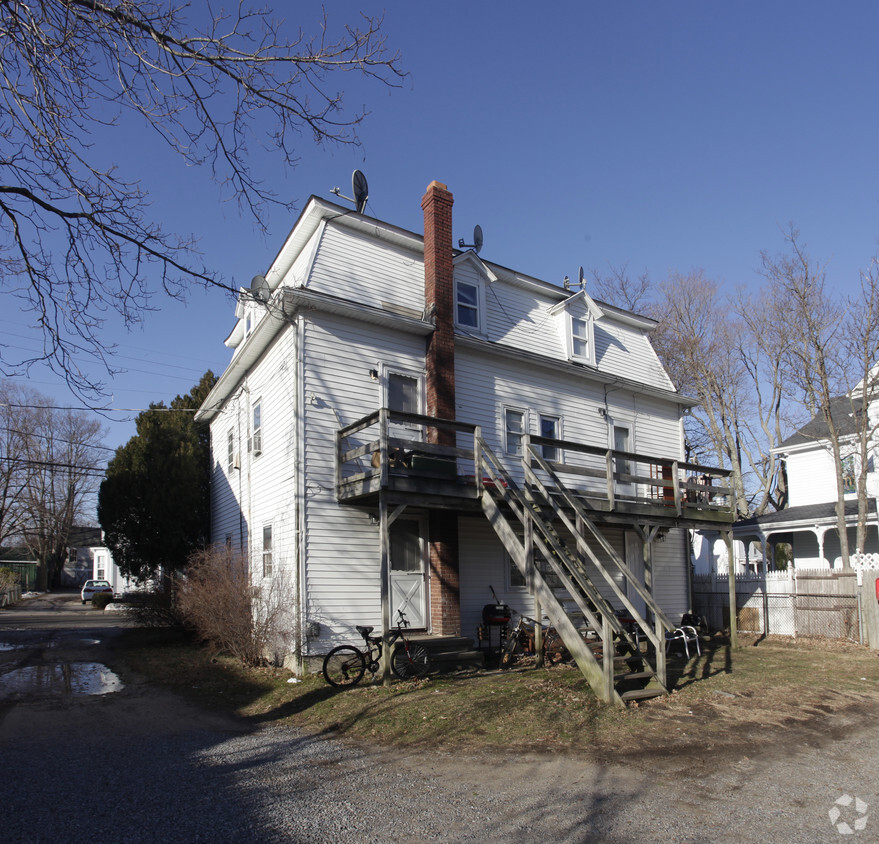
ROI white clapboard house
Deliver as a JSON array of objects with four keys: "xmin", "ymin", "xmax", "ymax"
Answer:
[
  {"xmin": 732, "ymin": 394, "xmax": 879, "ymax": 570},
  {"xmin": 196, "ymin": 181, "xmax": 733, "ymax": 704}
]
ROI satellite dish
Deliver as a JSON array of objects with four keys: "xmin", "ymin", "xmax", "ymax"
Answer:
[
  {"xmin": 353, "ymin": 169, "xmax": 369, "ymax": 214},
  {"xmin": 473, "ymin": 225, "xmax": 483, "ymax": 254},
  {"xmin": 250, "ymin": 274, "xmax": 270, "ymax": 303},
  {"xmin": 330, "ymin": 169, "xmax": 370, "ymax": 214},
  {"xmin": 457, "ymin": 224, "xmax": 485, "ymax": 253},
  {"xmin": 578, "ymin": 266, "xmax": 585, "ymax": 290}
]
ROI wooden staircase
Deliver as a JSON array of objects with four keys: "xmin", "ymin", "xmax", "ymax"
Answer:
[{"xmin": 476, "ymin": 437, "xmax": 676, "ymax": 706}]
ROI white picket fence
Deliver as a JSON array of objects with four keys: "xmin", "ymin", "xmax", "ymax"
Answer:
[{"xmin": 694, "ymin": 567, "xmax": 860, "ymax": 640}]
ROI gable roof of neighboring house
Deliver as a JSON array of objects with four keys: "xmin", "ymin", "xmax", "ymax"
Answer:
[
  {"xmin": 735, "ymin": 499, "xmax": 862, "ymax": 534},
  {"xmin": 0, "ymin": 546, "xmax": 37, "ymax": 563},
  {"xmin": 777, "ymin": 395, "xmax": 864, "ymax": 451},
  {"xmin": 67, "ymin": 526, "xmax": 104, "ymax": 547}
]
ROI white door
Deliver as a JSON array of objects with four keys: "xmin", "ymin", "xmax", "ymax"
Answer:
[{"xmin": 389, "ymin": 517, "xmax": 427, "ymax": 629}]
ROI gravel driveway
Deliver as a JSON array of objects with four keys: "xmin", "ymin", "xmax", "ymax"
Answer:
[{"xmin": 1, "ymin": 594, "xmax": 875, "ymax": 843}]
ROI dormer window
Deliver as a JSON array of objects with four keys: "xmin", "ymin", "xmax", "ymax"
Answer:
[
  {"xmin": 455, "ymin": 279, "xmax": 480, "ymax": 329},
  {"xmin": 571, "ymin": 316, "xmax": 590, "ymax": 359},
  {"xmin": 550, "ymin": 290, "xmax": 600, "ymax": 367}
]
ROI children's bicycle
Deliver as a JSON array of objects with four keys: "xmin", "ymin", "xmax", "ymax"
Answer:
[{"xmin": 322, "ymin": 609, "xmax": 431, "ymax": 687}]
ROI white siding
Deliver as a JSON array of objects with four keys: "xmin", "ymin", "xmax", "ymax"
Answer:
[
  {"xmin": 785, "ymin": 445, "xmax": 845, "ymax": 507},
  {"xmin": 209, "ymin": 327, "xmax": 299, "ymax": 596},
  {"xmin": 306, "ymin": 222, "xmax": 425, "ymax": 316},
  {"xmin": 301, "ymin": 312, "xmax": 427, "ymax": 649}
]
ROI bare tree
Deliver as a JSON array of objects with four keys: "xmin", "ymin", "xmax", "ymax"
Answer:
[
  {"xmin": 760, "ymin": 228, "xmax": 860, "ymax": 565},
  {"xmin": 841, "ymin": 259, "xmax": 879, "ymax": 555},
  {"xmin": 0, "ymin": 382, "xmax": 38, "ymax": 545},
  {"xmin": 16, "ymin": 397, "xmax": 106, "ymax": 589},
  {"xmin": 0, "ymin": 1, "xmax": 406, "ymax": 398}
]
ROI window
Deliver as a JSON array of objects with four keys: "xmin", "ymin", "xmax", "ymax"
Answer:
[
  {"xmin": 388, "ymin": 373, "xmax": 419, "ymax": 414},
  {"xmin": 251, "ymin": 400, "xmax": 262, "ymax": 455},
  {"xmin": 390, "ymin": 519, "xmax": 422, "ymax": 573},
  {"xmin": 455, "ymin": 280, "xmax": 480, "ymax": 329},
  {"xmin": 262, "ymin": 524, "xmax": 273, "ymax": 577},
  {"xmin": 507, "ymin": 551, "xmax": 526, "ymax": 589},
  {"xmin": 613, "ymin": 425, "xmax": 632, "ymax": 479},
  {"xmin": 571, "ymin": 316, "xmax": 590, "ymax": 359},
  {"xmin": 227, "ymin": 430, "xmax": 235, "ymax": 472},
  {"xmin": 539, "ymin": 415, "xmax": 561, "ymax": 462},
  {"xmin": 225, "ymin": 534, "xmax": 232, "ymax": 550},
  {"xmin": 505, "ymin": 408, "xmax": 526, "ymax": 456},
  {"xmin": 843, "ymin": 455, "xmax": 856, "ymax": 493}
]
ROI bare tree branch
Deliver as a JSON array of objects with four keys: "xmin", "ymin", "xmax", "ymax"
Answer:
[{"xmin": 0, "ymin": 1, "xmax": 407, "ymax": 399}]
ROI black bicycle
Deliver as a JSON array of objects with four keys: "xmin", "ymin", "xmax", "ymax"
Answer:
[
  {"xmin": 322, "ymin": 609, "xmax": 431, "ymax": 687},
  {"xmin": 500, "ymin": 610, "xmax": 567, "ymax": 668}
]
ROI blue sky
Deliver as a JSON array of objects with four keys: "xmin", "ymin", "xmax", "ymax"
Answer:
[{"xmin": 8, "ymin": 2, "xmax": 879, "ymax": 496}]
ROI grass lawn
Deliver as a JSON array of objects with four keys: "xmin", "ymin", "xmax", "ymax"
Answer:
[{"xmin": 119, "ymin": 630, "xmax": 879, "ymax": 758}]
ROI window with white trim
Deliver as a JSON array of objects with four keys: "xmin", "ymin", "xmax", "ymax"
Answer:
[
  {"xmin": 251, "ymin": 400, "xmax": 262, "ymax": 456},
  {"xmin": 539, "ymin": 415, "xmax": 561, "ymax": 462},
  {"xmin": 455, "ymin": 279, "xmax": 480, "ymax": 329},
  {"xmin": 571, "ymin": 316, "xmax": 590, "ymax": 359},
  {"xmin": 227, "ymin": 429, "xmax": 235, "ymax": 473},
  {"xmin": 504, "ymin": 408, "xmax": 526, "ymax": 456},
  {"xmin": 262, "ymin": 524, "xmax": 273, "ymax": 577}
]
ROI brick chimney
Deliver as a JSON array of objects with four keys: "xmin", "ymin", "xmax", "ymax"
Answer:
[
  {"xmin": 422, "ymin": 180, "xmax": 455, "ymax": 423},
  {"xmin": 421, "ymin": 180, "xmax": 459, "ymax": 635}
]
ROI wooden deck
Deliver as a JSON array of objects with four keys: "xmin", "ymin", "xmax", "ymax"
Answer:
[{"xmin": 336, "ymin": 409, "xmax": 734, "ymax": 530}]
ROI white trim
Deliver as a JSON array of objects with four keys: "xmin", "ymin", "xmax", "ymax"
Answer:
[{"xmin": 503, "ymin": 405, "xmax": 528, "ymax": 457}]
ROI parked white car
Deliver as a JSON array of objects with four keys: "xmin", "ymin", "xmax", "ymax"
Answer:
[{"xmin": 81, "ymin": 580, "xmax": 113, "ymax": 604}]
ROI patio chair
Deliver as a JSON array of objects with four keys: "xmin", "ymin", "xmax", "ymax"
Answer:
[{"xmin": 665, "ymin": 625, "xmax": 701, "ymax": 658}]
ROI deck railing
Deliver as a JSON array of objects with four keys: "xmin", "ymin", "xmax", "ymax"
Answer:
[{"xmin": 336, "ymin": 409, "xmax": 733, "ymax": 521}]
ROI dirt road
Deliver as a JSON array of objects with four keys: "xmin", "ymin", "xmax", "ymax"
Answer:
[{"xmin": 1, "ymin": 593, "xmax": 876, "ymax": 842}]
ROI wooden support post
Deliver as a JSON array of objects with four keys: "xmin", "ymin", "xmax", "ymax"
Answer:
[
  {"xmin": 379, "ymin": 495, "xmax": 391, "ymax": 684},
  {"xmin": 724, "ymin": 529, "xmax": 738, "ymax": 649},
  {"xmin": 606, "ymin": 450, "xmax": 615, "ymax": 509},
  {"xmin": 602, "ymin": 611, "xmax": 614, "ymax": 702},
  {"xmin": 654, "ymin": 614, "xmax": 666, "ymax": 689},
  {"xmin": 474, "ymin": 426, "xmax": 483, "ymax": 497},
  {"xmin": 378, "ymin": 407, "xmax": 389, "ymax": 489}
]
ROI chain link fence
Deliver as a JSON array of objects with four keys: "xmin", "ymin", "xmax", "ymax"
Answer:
[{"xmin": 694, "ymin": 570, "xmax": 861, "ymax": 642}]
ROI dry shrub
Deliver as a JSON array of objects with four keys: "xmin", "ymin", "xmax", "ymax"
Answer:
[{"xmin": 177, "ymin": 546, "xmax": 294, "ymax": 667}]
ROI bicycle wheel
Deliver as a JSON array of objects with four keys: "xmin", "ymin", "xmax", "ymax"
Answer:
[
  {"xmin": 391, "ymin": 643, "xmax": 430, "ymax": 679},
  {"xmin": 500, "ymin": 627, "xmax": 521, "ymax": 668},
  {"xmin": 323, "ymin": 646, "xmax": 366, "ymax": 687}
]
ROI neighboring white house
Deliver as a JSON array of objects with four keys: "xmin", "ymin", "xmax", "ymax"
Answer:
[
  {"xmin": 703, "ymin": 394, "xmax": 879, "ymax": 573},
  {"xmin": 66, "ymin": 526, "xmax": 138, "ymax": 595},
  {"xmin": 195, "ymin": 180, "xmax": 732, "ymax": 704}
]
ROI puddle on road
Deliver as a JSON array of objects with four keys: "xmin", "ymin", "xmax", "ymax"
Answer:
[
  {"xmin": 0, "ymin": 638, "xmax": 101, "ymax": 651},
  {"xmin": 0, "ymin": 663, "xmax": 123, "ymax": 699},
  {"xmin": 47, "ymin": 638, "xmax": 102, "ymax": 648}
]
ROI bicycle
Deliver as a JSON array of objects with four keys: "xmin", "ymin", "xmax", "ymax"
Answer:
[
  {"xmin": 500, "ymin": 610, "xmax": 568, "ymax": 668},
  {"xmin": 322, "ymin": 609, "xmax": 431, "ymax": 687}
]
